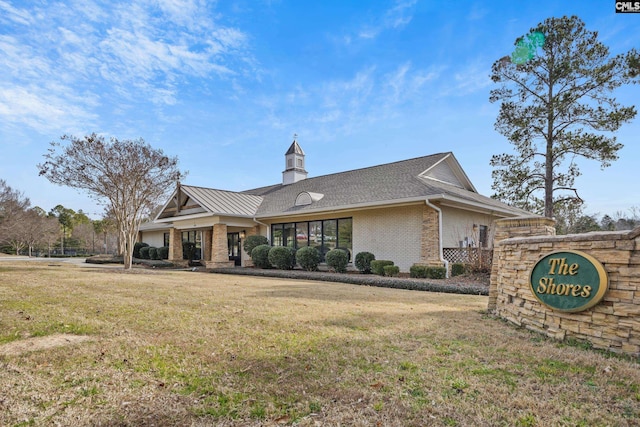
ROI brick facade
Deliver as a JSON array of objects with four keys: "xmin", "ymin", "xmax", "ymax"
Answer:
[
  {"xmin": 420, "ymin": 204, "xmax": 443, "ymax": 266},
  {"xmin": 168, "ymin": 227, "xmax": 182, "ymax": 261},
  {"xmin": 490, "ymin": 216, "xmax": 640, "ymax": 355}
]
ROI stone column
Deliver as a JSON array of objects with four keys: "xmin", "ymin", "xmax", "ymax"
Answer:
[
  {"xmin": 168, "ymin": 228, "xmax": 182, "ymax": 261},
  {"xmin": 202, "ymin": 229, "xmax": 212, "ymax": 262},
  {"xmin": 488, "ymin": 216, "xmax": 556, "ymax": 311},
  {"xmin": 206, "ymin": 223, "xmax": 234, "ymax": 268},
  {"xmin": 420, "ymin": 204, "xmax": 442, "ymax": 266}
]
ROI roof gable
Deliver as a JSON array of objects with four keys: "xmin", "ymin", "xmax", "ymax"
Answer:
[
  {"xmin": 156, "ymin": 185, "xmax": 263, "ymax": 220},
  {"xmin": 418, "ymin": 153, "xmax": 476, "ymax": 192}
]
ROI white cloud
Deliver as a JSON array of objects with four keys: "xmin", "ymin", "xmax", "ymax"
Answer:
[
  {"xmin": 0, "ymin": 1, "xmax": 34, "ymax": 25},
  {"xmin": 357, "ymin": 0, "xmax": 417, "ymax": 41},
  {"xmin": 0, "ymin": 1, "xmax": 254, "ymax": 135}
]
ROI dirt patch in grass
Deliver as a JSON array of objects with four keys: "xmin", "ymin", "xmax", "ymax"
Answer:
[
  {"xmin": 0, "ymin": 261, "xmax": 638, "ymax": 426},
  {"xmin": 0, "ymin": 333, "xmax": 92, "ymax": 356}
]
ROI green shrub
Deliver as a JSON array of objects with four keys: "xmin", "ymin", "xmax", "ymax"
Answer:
[
  {"xmin": 243, "ymin": 235, "xmax": 269, "ymax": 256},
  {"xmin": 451, "ymin": 263, "xmax": 466, "ymax": 277},
  {"xmin": 251, "ymin": 244, "xmax": 272, "ymax": 269},
  {"xmin": 268, "ymin": 246, "xmax": 296, "ymax": 270},
  {"xmin": 134, "ymin": 242, "xmax": 148, "ymax": 259},
  {"xmin": 139, "ymin": 246, "xmax": 151, "ymax": 259},
  {"xmin": 426, "ymin": 266, "xmax": 447, "ymax": 279},
  {"xmin": 355, "ymin": 251, "xmax": 375, "ymax": 274},
  {"xmin": 182, "ymin": 242, "xmax": 196, "ymax": 261},
  {"xmin": 157, "ymin": 246, "xmax": 169, "ymax": 260},
  {"xmin": 296, "ymin": 246, "xmax": 320, "ymax": 271},
  {"xmin": 410, "ymin": 264, "xmax": 428, "ymax": 278},
  {"xmin": 383, "ymin": 265, "xmax": 400, "ymax": 277},
  {"xmin": 371, "ymin": 260, "xmax": 394, "ymax": 276},
  {"xmin": 410, "ymin": 264, "xmax": 447, "ymax": 279},
  {"xmin": 326, "ymin": 249, "xmax": 349, "ymax": 273},
  {"xmin": 148, "ymin": 247, "xmax": 158, "ymax": 260}
]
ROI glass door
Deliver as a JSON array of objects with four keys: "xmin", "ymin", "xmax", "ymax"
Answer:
[{"xmin": 227, "ymin": 232, "xmax": 241, "ymax": 266}]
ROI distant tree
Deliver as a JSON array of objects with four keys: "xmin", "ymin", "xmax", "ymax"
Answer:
[
  {"xmin": 600, "ymin": 214, "xmax": 616, "ymax": 231},
  {"xmin": 23, "ymin": 208, "xmax": 59, "ymax": 257},
  {"xmin": 38, "ymin": 134, "xmax": 185, "ymax": 269},
  {"xmin": 49, "ymin": 204, "xmax": 76, "ymax": 254},
  {"xmin": 490, "ymin": 15, "xmax": 639, "ymax": 218},
  {"xmin": 571, "ymin": 215, "xmax": 602, "ymax": 234},
  {"xmin": 93, "ymin": 218, "xmax": 116, "ymax": 255},
  {"xmin": 0, "ymin": 180, "xmax": 30, "ymax": 253}
]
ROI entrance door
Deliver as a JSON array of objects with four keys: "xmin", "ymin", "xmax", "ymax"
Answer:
[{"xmin": 227, "ymin": 232, "xmax": 241, "ymax": 266}]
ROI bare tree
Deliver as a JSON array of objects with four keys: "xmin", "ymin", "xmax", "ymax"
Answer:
[
  {"xmin": 0, "ymin": 180, "xmax": 31, "ymax": 253},
  {"xmin": 38, "ymin": 134, "xmax": 185, "ymax": 269},
  {"xmin": 23, "ymin": 208, "xmax": 59, "ymax": 257}
]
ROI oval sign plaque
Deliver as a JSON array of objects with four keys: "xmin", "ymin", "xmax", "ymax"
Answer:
[{"xmin": 529, "ymin": 250, "xmax": 608, "ymax": 313}]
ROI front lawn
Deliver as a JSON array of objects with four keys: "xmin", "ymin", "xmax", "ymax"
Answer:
[{"xmin": 0, "ymin": 261, "xmax": 638, "ymax": 426}]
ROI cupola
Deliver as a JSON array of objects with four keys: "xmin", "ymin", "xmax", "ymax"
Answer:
[{"xmin": 282, "ymin": 136, "xmax": 308, "ymax": 185}]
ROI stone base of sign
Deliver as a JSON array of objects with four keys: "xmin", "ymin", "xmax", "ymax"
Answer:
[{"xmin": 490, "ymin": 216, "xmax": 640, "ymax": 355}]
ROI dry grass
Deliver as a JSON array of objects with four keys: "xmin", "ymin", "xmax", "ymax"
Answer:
[{"xmin": 0, "ymin": 261, "xmax": 639, "ymax": 426}]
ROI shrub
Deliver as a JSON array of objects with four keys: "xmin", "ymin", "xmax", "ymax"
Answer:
[
  {"xmin": 251, "ymin": 244, "xmax": 272, "ymax": 269},
  {"xmin": 157, "ymin": 246, "xmax": 169, "ymax": 260},
  {"xmin": 451, "ymin": 263, "xmax": 466, "ymax": 277},
  {"xmin": 148, "ymin": 247, "xmax": 158, "ymax": 260},
  {"xmin": 383, "ymin": 265, "xmax": 400, "ymax": 277},
  {"xmin": 410, "ymin": 264, "xmax": 447, "ymax": 279},
  {"xmin": 243, "ymin": 235, "xmax": 269, "ymax": 256},
  {"xmin": 410, "ymin": 264, "xmax": 428, "ymax": 278},
  {"xmin": 139, "ymin": 246, "xmax": 151, "ymax": 259},
  {"xmin": 326, "ymin": 249, "xmax": 349, "ymax": 273},
  {"xmin": 133, "ymin": 242, "xmax": 148, "ymax": 259},
  {"xmin": 426, "ymin": 266, "xmax": 447, "ymax": 279},
  {"xmin": 182, "ymin": 241, "xmax": 197, "ymax": 261},
  {"xmin": 355, "ymin": 252, "xmax": 376, "ymax": 274},
  {"xmin": 371, "ymin": 260, "xmax": 394, "ymax": 276},
  {"xmin": 296, "ymin": 246, "xmax": 320, "ymax": 271},
  {"xmin": 268, "ymin": 246, "xmax": 296, "ymax": 270}
]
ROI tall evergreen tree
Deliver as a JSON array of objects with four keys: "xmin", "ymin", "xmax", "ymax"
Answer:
[{"xmin": 489, "ymin": 16, "xmax": 639, "ymax": 218}]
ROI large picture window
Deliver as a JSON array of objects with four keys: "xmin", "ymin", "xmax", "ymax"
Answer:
[{"xmin": 271, "ymin": 217, "xmax": 352, "ymax": 261}]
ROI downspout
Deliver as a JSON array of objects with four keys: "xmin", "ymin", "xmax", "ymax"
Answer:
[
  {"xmin": 252, "ymin": 217, "xmax": 270, "ymax": 242},
  {"xmin": 425, "ymin": 199, "xmax": 449, "ymax": 278}
]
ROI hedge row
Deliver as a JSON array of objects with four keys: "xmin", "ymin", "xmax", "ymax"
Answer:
[
  {"xmin": 137, "ymin": 245, "xmax": 169, "ymax": 260},
  {"xmin": 210, "ymin": 267, "xmax": 488, "ymax": 296}
]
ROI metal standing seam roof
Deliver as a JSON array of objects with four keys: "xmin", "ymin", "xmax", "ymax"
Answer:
[{"xmin": 181, "ymin": 185, "xmax": 263, "ymax": 217}]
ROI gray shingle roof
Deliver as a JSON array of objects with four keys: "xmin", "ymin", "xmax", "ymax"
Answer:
[
  {"xmin": 242, "ymin": 152, "xmax": 529, "ymax": 218},
  {"xmin": 156, "ymin": 152, "xmax": 531, "ymax": 221}
]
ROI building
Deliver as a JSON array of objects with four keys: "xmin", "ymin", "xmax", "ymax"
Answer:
[{"xmin": 139, "ymin": 139, "xmax": 532, "ymax": 271}]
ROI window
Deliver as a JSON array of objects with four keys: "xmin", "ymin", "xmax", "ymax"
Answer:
[
  {"xmin": 479, "ymin": 225, "xmax": 488, "ymax": 248},
  {"xmin": 182, "ymin": 230, "xmax": 202, "ymax": 260},
  {"xmin": 283, "ymin": 223, "xmax": 295, "ymax": 247},
  {"xmin": 163, "ymin": 232, "xmax": 170, "ymax": 247},
  {"xmin": 287, "ymin": 158, "xmax": 293, "ymax": 168},
  {"xmin": 271, "ymin": 217, "xmax": 352, "ymax": 261},
  {"xmin": 296, "ymin": 158, "xmax": 303, "ymax": 168}
]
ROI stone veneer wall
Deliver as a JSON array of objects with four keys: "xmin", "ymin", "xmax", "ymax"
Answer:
[
  {"xmin": 206, "ymin": 223, "xmax": 234, "ymax": 268},
  {"xmin": 490, "ymin": 216, "xmax": 640, "ymax": 355}
]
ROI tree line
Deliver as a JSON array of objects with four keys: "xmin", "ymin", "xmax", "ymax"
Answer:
[{"xmin": 0, "ymin": 179, "xmax": 119, "ymax": 256}]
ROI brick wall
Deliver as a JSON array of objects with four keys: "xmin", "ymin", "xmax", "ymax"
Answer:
[{"xmin": 490, "ymin": 216, "xmax": 640, "ymax": 355}]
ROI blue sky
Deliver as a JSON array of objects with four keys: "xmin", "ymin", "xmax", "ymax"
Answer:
[{"xmin": 1, "ymin": 0, "xmax": 638, "ymax": 219}]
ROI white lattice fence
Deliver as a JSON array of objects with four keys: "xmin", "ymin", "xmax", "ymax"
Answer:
[{"xmin": 443, "ymin": 248, "xmax": 493, "ymax": 267}]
